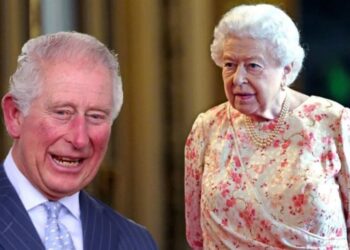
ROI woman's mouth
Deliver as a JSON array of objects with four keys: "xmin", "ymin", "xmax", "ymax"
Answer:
[{"xmin": 234, "ymin": 93, "xmax": 254, "ymax": 100}]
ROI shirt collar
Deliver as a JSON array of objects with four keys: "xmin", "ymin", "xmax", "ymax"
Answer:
[{"xmin": 3, "ymin": 149, "xmax": 81, "ymax": 220}]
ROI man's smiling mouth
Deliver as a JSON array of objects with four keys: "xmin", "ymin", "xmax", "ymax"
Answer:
[{"xmin": 51, "ymin": 155, "xmax": 83, "ymax": 167}]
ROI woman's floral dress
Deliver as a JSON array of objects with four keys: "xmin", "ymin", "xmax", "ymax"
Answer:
[{"xmin": 185, "ymin": 96, "xmax": 350, "ymax": 249}]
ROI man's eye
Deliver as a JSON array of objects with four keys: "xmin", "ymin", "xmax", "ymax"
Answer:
[
  {"xmin": 56, "ymin": 110, "xmax": 68, "ymax": 115},
  {"xmin": 90, "ymin": 114, "xmax": 104, "ymax": 120},
  {"xmin": 86, "ymin": 113, "xmax": 108, "ymax": 124},
  {"xmin": 54, "ymin": 110, "xmax": 72, "ymax": 118}
]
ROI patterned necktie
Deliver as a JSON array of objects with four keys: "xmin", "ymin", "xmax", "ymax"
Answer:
[{"xmin": 43, "ymin": 201, "xmax": 75, "ymax": 250}]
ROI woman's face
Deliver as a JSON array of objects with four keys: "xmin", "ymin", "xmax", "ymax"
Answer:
[{"xmin": 222, "ymin": 36, "xmax": 290, "ymax": 119}]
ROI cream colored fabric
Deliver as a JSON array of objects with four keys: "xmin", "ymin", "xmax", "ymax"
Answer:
[{"xmin": 185, "ymin": 96, "xmax": 350, "ymax": 249}]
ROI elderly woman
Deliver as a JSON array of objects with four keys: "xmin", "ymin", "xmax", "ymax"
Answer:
[{"xmin": 184, "ymin": 3, "xmax": 350, "ymax": 249}]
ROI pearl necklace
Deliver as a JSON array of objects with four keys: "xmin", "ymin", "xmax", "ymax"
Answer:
[{"xmin": 243, "ymin": 97, "xmax": 289, "ymax": 148}]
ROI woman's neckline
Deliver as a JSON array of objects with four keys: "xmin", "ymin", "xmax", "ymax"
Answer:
[{"xmin": 227, "ymin": 93, "xmax": 314, "ymax": 123}]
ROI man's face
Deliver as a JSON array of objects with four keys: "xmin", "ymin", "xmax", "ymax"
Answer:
[{"xmin": 11, "ymin": 61, "xmax": 114, "ymax": 200}]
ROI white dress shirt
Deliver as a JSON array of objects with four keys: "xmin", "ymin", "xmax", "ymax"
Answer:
[{"xmin": 4, "ymin": 150, "xmax": 83, "ymax": 250}]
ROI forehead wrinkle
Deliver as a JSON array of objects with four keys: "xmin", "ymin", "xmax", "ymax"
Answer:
[{"xmin": 223, "ymin": 51, "xmax": 265, "ymax": 63}]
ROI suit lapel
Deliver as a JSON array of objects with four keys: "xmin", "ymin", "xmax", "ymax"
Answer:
[
  {"xmin": 80, "ymin": 191, "xmax": 117, "ymax": 250},
  {"xmin": 0, "ymin": 166, "xmax": 44, "ymax": 250}
]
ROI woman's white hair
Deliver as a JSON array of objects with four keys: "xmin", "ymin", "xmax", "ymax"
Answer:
[
  {"xmin": 9, "ymin": 31, "xmax": 123, "ymax": 120},
  {"xmin": 210, "ymin": 4, "xmax": 305, "ymax": 85}
]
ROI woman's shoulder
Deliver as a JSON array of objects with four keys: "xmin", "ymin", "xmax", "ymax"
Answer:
[
  {"xmin": 191, "ymin": 102, "xmax": 230, "ymax": 132},
  {"xmin": 204, "ymin": 102, "xmax": 228, "ymax": 114},
  {"xmin": 294, "ymin": 95, "xmax": 345, "ymax": 120},
  {"xmin": 196, "ymin": 102, "xmax": 229, "ymax": 120},
  {"xmin": 305, "ymin": 95, "xmax": 344, "ymax": 112}
]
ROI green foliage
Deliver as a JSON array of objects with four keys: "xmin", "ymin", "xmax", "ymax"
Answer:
[{"xmin": 326, "ymin": 62, "xmax": 350, "ymax": 104}]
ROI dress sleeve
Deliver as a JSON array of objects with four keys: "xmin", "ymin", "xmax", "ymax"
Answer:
[
  {"xmin": 336, "ymin": 107, "xmax": 350, "ymax": 244},
  {"xmin": 184, "ymin": 114, "xmax": 206, "ymax": 249}
]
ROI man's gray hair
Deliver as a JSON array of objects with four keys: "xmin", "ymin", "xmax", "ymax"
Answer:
[{"xmin": 9, "ymin": 31, "xmax": 123, "ymax": 120}]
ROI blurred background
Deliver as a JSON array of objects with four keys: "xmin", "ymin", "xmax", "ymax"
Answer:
[{"xmin": 0, "ymin": 0, "xmax": 349, "ymax": 249}]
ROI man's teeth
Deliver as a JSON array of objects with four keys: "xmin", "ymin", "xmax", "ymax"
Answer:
[{"xmin": 53, "ymin": 156, "xmax": 81, "ymax": 167}]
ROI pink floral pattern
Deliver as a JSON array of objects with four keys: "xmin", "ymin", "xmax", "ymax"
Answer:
[{"xmin": 185, "ymin": 96, "xmax": 350, "ymax": 249}]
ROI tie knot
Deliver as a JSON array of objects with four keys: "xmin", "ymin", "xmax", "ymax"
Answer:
[{"xmin": 44, "ymin": 201, "xmax": 63, "ymax": 220}]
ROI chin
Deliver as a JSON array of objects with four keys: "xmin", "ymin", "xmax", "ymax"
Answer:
[{"xmin": 45, "ymin": 179, "xmax": 82, "ymax": 197}]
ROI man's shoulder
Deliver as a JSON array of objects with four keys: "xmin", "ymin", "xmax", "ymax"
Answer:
[
  {"xmin": 91, "ymin": 195, "xmax": 144, "ymax": 229},
  {"xmin": 80, "ymin": 191, "xmax": 158, "ymax": 249}
]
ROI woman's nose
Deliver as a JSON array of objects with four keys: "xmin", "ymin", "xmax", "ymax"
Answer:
[{"xmin": 233, "ymin": 65, "xmax": 247, "ymax": 86}]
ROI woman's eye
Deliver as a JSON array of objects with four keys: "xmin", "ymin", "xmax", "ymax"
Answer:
[
  {"xmin": 224, "ymin": 62, "xmax": 236, "ymax": 68},
  {"xmin": 248, "ymin": 63, "xmax": 262, "ymax": 69}
]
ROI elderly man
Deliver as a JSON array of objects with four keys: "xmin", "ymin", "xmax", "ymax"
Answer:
[{"xmin": 0, "ymin": 31, "xmax": 157, "ymax": 250}]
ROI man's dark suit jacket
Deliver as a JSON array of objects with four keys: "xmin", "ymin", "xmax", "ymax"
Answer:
[{"xmin": 0, "ymin": 165, "xmax": 158, "ymax": 250}]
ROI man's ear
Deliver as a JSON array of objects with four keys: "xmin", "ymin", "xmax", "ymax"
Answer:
[{"xmin": 1, "ymin": 94, "xmax": 24, "ymax": 139}]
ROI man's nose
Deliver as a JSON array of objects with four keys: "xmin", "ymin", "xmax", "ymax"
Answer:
[{"xmin": 67, "ymin": 116, "xmax": 89, "ymax": 149}]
